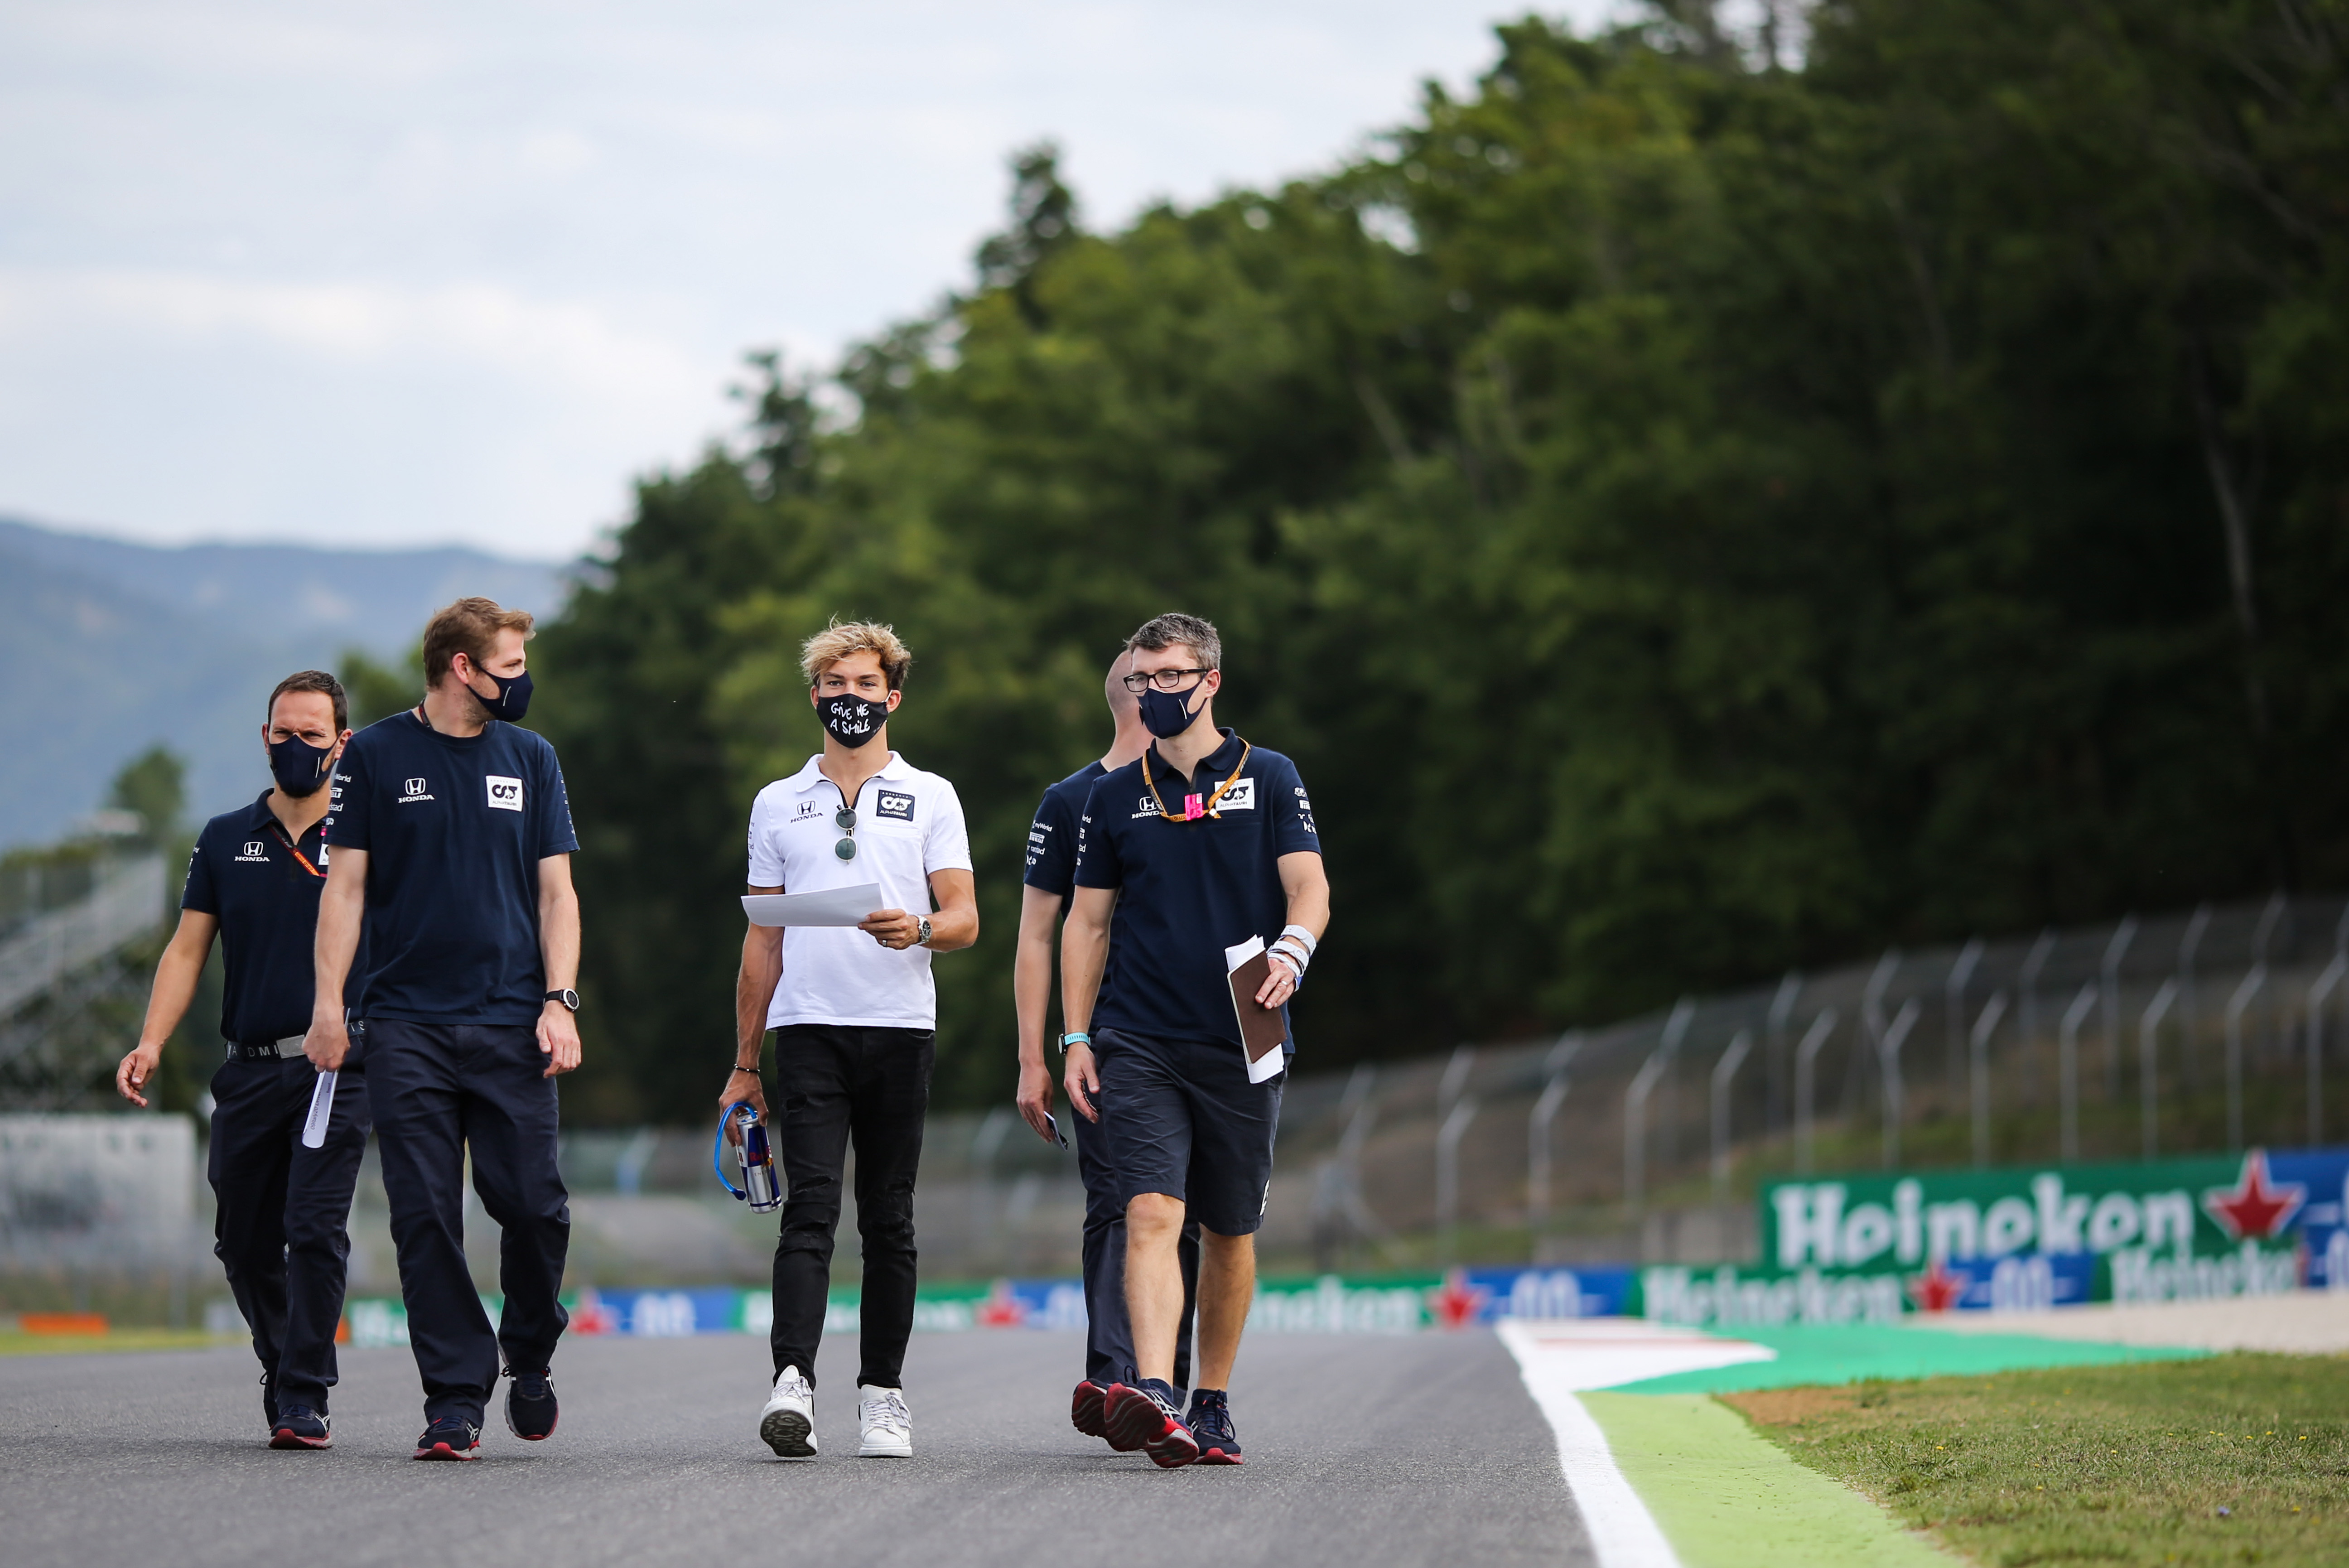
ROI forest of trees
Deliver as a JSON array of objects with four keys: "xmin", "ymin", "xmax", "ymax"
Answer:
[{"xmin": 522, "ymin": 1, "xmax": 2349, "ymax": 1124}]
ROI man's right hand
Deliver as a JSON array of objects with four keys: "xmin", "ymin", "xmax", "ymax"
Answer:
[
  {"xmin": 115, "ymin": 1042, "xmax": 162, "ymax": 1108},
  {"xmin": 719, "ymin": 1067, "xmax": 768, "ymax": 1141},
  {"xmin": 1016, "ymin": 1056, "xmax": 1057, "ymax": 1143},
  {"xmin": 1064, "ymin": 1040, "xmax": 1101, "ymax": 1124},
  {"xmin": 303, "ymin": 1016, "xmax": 349, "ymax": 1073}
]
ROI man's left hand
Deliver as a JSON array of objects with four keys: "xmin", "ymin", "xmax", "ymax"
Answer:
[
  {"xmin": 539, "ymin": 1001, "xmax": 582, "ymax": 1077},
  {"xmin": 858, "ymin": 908, "xmax": 923, "ymax": 950}
]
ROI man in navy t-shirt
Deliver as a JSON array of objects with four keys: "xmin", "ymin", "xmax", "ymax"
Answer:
[
  {"xmin": 1013, "ymin": 653, "xmax": 1197, "ymax": 1445},
  {"xmin": 307, "ymin": 596, "xmax": 582, "ymax": 1461},
  {"xmin": 1061, "ymin": 612, "xmax": 1330, "ymax": 1469},
  {"xmin": 115, "ymin": 670, "xmax": 367, "ymax": 1450}
]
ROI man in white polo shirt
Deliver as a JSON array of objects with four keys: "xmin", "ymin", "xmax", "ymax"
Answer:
[{"xmin": 723, "ymin": 619, "xmax": 976, "ymax": 1462}]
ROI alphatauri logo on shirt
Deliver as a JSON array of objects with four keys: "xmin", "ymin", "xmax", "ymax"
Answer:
[
  {"xmin": 400, "ymin": 777, "xmax": 434, "ymax": 804},
  {"xmin": 486, "ymin": 775, "xmax": 524, "ymax": 811},
  {"xmin": 876, "ymin": 789, "xmax": 915, "ymax": 822},
  {"xmin": 1216, "ymin": 777, "xmax": 1257, "ymax": 811}
]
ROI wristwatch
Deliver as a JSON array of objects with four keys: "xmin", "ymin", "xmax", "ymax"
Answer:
[
  {"xmin": 914, "ymin": 916, "xmax": 933, "ymax": 947},
  {"xmin": 543, "ymin": 989, "xmax": 579, "ymax": 1012}
]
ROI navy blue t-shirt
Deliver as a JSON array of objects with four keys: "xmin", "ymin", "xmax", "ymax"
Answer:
[
  {"xmin": 1074, "ymin": 729, "xmax": 1320, "ymax": 1050},
  {"xmin": 180, "ymin": 792, "xmax": 341, "ymax": 1044},
  {"xmin": 1023, "ymin": 760, "xmax": 1106, "ymax": 899},
  {"xmin": 323, "ymin": 711, "xmax": 579, "ymax": 1024}
]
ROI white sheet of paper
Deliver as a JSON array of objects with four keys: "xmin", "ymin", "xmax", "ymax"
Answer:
[
  {"xmin": 742, "ymin": 883, "xmax": 886, "ymax": 928},
  {"xmin": 1224, "ymin": 937, "xmax": 1289, "ymax": 1084},
  {"xmin": 301, "ymin": 1069, "xmax": 336, "ymax": 1149}
]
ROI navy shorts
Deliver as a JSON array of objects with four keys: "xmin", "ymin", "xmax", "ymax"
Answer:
[{"xmin": 1095, "ymin": 1028, "xmax": 1285, "ymax": 1237}]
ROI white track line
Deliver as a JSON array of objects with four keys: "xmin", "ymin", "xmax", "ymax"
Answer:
[{"xmin": 1498, "ymin": 1320, "xmax": 1776, "ymax": 1568}]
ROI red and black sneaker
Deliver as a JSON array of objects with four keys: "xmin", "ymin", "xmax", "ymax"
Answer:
[
  {"xmin": 506, "ymin": 1369, "xmax": 559, "ymax": 1441},
  {"xmin": 1103, "ymin": 1380, "xmax": 1199, "ymax": 1469},
  {"xmin": 1187, "ymin": 1388, "xmax": 1242, "ymax": 1465},
  {"xmin": 1071, "ymin": 1379, "xmax": 1110, "ymax": 1441},
  {"xmin": 268, "ymin": 1405, "xmax": 333, "ymax": 1450},
  {"xmin": 413, "ymin": 1416, "xmax": 482, "ymax": 1460}
]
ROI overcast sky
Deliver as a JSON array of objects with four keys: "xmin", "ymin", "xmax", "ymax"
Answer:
[{"xmin": 0, "ymin": 1, "xmax": 1621, "ymax": 561}]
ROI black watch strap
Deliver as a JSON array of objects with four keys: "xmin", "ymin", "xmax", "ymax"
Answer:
[{"xmin": 544, "ymin": 989, "xmax": 579, "ymax": 1012}]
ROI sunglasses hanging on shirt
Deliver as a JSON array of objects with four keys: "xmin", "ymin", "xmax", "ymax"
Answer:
[{"xmin": 834, "ymin": 805, "xmax": 858, "ymax": 861}]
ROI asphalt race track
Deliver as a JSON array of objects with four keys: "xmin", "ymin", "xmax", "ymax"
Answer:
[{"xmin": 0, "ymin": 1329, "xmax": 1592, "ymax": 1568}]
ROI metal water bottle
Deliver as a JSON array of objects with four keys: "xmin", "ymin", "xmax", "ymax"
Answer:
[{"xmin": 715, "ymin": 1100, "xmax": 782, "ymax": 1212}]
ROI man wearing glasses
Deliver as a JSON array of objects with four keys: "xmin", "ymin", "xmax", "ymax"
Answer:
[
  {"xmin": 1013, "ymin": 653, "xmax": 1199, "ymax": 1446},
  {"xmin": 727, "ymin": 620, "xmax": 977, "ymax": 1461},
  {"xmin": 1061, "ymin": 612, "xmax": 1330, "ymax": 1468}
]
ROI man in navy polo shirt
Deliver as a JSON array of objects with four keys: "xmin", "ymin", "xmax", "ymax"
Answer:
[
  {"xmin": 1012, "ymin": 653, "xmax": 1198, "ymax": 1445},
  {"xmin": 306, "ymin": 595, "xmax": 582, "ymax": 1461},
  {"xmin": 1061, "ymin": 611, "xmax": 1330, "ymax": 1468},
  {"xmin": 116, "ymin": 670, "xmax": 366, "ymax": 1450}
]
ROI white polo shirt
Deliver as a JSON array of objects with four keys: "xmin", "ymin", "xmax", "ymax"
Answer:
[{"xmin": 746, "ymin": 751, "xmax": 973, "ymax": 1031}]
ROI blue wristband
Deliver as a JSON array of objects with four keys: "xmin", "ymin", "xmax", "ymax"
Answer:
[{"xmin": 1057, "ymin": 1031, "xmax": 1091, "ymax": 1054}]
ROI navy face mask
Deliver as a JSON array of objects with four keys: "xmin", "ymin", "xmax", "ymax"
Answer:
[
  {"xmin": 819, "ymin": 693, "xmax": 888, "ymax": 748},
  {"xmin": 1137, "ymin": 683, "xmax": 1205, "ymax": 740},
  {"xmin": 269, "ymin": 735, "xmax": 334, "ymax": 798},
  {"xmin": 472, "ymin": 667, "xmax": 533, "ymax": 722}
]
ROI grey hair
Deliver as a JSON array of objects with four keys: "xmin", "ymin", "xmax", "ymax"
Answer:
[{"xmin": 1124, "ymin": 612, "xmax": 1221, "ymax": 671}]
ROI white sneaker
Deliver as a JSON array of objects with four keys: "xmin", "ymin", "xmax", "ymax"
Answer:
[
  {"xmin": 858, "ymin": 1384, "xmax": 912, "ymax": 1457},
  {"xmin": 760, "ymin": 1366, "xmax": 817, "ymax": 1459}
]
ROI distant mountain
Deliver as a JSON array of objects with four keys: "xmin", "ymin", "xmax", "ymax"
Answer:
[{"xmin": 0, "ymin": 517, "xmax": 568, "ymax": 849}]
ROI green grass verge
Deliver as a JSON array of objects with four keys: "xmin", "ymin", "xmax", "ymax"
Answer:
[
  {"xmin": 1728, "ymin": 1354, "xmax": 2349, "ymax": 1567},
  {"xmin": 0, "ymin": 1330, "xmax": 227, "ymax": 1356}
]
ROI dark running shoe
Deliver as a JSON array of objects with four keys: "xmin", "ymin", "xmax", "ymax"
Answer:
[
  {"xmin": 1104, "ymin": 1379, "xmax": 1198, "ymax": 1469},
  {"xmin": 269, "ymin": 1405, "xmax": 333, "ymax": 1450},
  {"xmin": 1071, "ymin": 1379, "xmax": 1109, "ymax": 1441},
  {"xmin": 1187, "ymin": 1388, "xmax": 1242, "ymax": 1465},
  {"xmin": 506, "ymin": 1369, "xmax": 559, "ymax": 1441},
  {"xmin": 413, "ymin": 1416, "xmax": 482, "ymax": 1460}
]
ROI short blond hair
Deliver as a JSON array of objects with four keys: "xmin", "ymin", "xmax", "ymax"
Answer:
[
  {"xmin": 423, "ymin": 597, "xmax": 535, "ymax": 684},
  {"xmin": 800, "ymin": 618, "xmax": 913, "ymax": 690}
]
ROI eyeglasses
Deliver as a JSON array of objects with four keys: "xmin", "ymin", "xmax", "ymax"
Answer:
[
  {"xmin": 834, "ymin": 806, "xmax": 858, "ymax": 861},
  {"xmin": 1120, "ymin": 667, "xmax": 1213, "ymax": 694}
]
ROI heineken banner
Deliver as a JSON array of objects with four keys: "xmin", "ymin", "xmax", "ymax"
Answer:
[{"xmin": 1642, "ymin": 1146, "xmax": 2349, "ymax": 1330}]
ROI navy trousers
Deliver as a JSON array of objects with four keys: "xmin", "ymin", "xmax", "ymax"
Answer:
[
  {"xmin": 207, "ymin": 1053, "xmax": 371, "ymax": 1413},
  {"xmin": 1071, "ymin": 1092, "xmax": 1198, "ymax": 1390},
  {"xmin": 365, "ymin": 1020, "xmax": 570, "ymax": 1427}
]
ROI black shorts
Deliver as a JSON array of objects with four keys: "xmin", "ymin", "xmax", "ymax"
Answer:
[{"xmin": 1095, "ymin": 1028, "xmax": 1285, "ymax": 1237}]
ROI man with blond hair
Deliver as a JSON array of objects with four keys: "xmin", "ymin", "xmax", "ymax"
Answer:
[
  {"xmin": 725, "ymin": 619, "xmax": 976, "ymax": 1461},
  {"xmin": 308, "ymin": 596, "xmax": 582, "ymax": 1461}
]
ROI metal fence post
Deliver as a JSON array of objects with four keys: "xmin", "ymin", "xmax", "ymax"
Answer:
[
  {"xmin": 2226, "ymin": 965, "xmax": 2267, "ymax": 1153},
  {"xmin": 1711, "ymin": 1029, "xmax": 1754, "ymax": 1208},
  {"xmin": 1766, "ymin": 972, "xmax": 1800, "ymax": 1138},
  {"xmin": 1437, "ymin": 1095, "xmax": 1480, "ymax": 1266},
  {"xmin": 1946, "ymin": 938, "xmax": 1983, "ymax": 1093},
  {"xmin": 1624, "ymin": 999, "xmax": 1693, "ymax": 1213},
  {"xmin": 2060, "ymin": 982, "xmax": 2097, "ymax": 1163},
  {"xmin": 2177, "ymin": 903, "xmax": 2211, "ymax": 1092},
  {"xmin": 1528, "ymin": 1072, "xmax": 1570, "ymax": 1255},
  {"xmin": 1794, "ymin": 1008, "xmax": 1838, "ymax": 1175},
  {"xmin": 1879, "ymin": 999, "xmax": 1921, "ymax": 1169},
  {"xmin": 1970, "ymin": 989, "xmax": 2007, "ymax": 1168},
  {"xmin": 2101, "ymin": 914, "xmax": 2138, "ymax": 1103},
  {"xmin": 2308, "ymin": 956, "xmax": 2346, "ymax": 1147},
  {"xmin": 2018, "ymin": 927, "xmax": 2055, "ymax": 1068},
  {"xmin": 2138, "ymin": 976, "xmax": 2177, "ymax": 1160}
]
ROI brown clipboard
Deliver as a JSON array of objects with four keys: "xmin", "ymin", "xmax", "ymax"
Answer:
[{"xmin": 1227, "ymin": 950, "xmax": 1290, "ymax": 1063}]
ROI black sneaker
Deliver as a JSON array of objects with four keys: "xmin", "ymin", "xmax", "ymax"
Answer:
[
  {"xmin": 413, "ymin": 1416, "xmax": 482, "ymax": 1460},
  {"xmin": 506, "ymin": 1369, "xmax": 559, "ymax": 1441},
  {"xmin": 1071, "ymin": 1379, "xmax": 1109, "ymax": 1441},
  {"xmin": 1104, "ymin": 1379, "xmax": 1199, "ymax": 1469},
  {"xmin": 269, "ymin": 1404, "xmax": 333, "ymax": 1450},
  {"xmin": 1187, "ymin": 1388, "xmax": 1242, "ymax": 1465}
]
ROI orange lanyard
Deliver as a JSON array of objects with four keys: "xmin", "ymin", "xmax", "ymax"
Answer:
[
  {"xmin": 268, "ymin": 823, "xmax": 325, "ymax": 879},
  {"xmin": 1142, "ymin": 739, "xmax": 1251, "ymax": 823}
]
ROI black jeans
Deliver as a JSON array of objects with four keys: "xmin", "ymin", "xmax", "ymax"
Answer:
[
  {"xmin": 1073, "ymin": 1088, "xmax": 1198, "ymax": 1389},
  {"xmin": 208, "ymin": 1053, "xmax": 371, "ymax": 1412},
  {"xmin": 365, "ymin": 1019, "xmax": 571, "ymax": 1427},
  {"xmin": 769, "ymin": 1023, "xmax": 933, "ymax": 1390}
]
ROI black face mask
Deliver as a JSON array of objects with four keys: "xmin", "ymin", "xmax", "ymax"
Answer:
[
  {"xmin": 1138, "ymin": 683, "xmax": 1205, "ymax": 740},
  {"xmin": 269, "ymin": 735, "xmax": 334, "ymax": 798},
  {"xmin": 472, "ymin": 667, "xmax": 533, "ymax": 723},
  {"xmin": 819, "ymin": 693, "xmax": 889, "ymax": 748}
]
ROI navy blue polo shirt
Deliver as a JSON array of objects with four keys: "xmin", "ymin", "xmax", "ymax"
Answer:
[
  {"xmin": 323, "ymin": 710, "xmax": 578, "ymax": 1025},
  {"xmin": 1074, "ymin": 728, "xmax": 1320, "ymax": 1050},
  {"xmin": 180, "ymin": 792, "xmax": 341, "ymax": 1044},
  {"xmin": 1023, "ymin": 760, "xmax": 1106, "ymax": 900}
]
